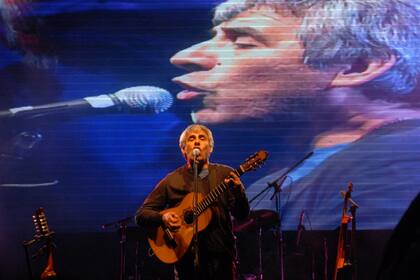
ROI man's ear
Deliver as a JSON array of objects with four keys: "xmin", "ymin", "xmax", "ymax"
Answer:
[
  {"xmin": 330, "ymin": 55, "xmax": 396, "ymax": 88},
  {"xmin": 181, "ymin": 147, "xmax": 187, "ymax": 159}
]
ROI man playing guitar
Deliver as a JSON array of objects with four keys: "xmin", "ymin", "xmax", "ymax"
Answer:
[{"xmin": 136, "ymin": 124, "xmax": 250, "ymax": 279}]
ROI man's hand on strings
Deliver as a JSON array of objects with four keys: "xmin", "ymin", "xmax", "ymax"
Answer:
[{"xmin": 162, "ymin": 212, "xmax": 181, "ymax": 231}]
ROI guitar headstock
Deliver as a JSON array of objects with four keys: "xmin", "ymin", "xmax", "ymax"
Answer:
[
  {"xmin": 240, "ymin": 150, "xmax": 269, "ymax": 173},
  {"xmin": 347, "ymin": 182, "xmax": 353, "ymax": 193},
  {"xmin": 32, "ymin": 207, "xmax": 53, "ymax": 238}
]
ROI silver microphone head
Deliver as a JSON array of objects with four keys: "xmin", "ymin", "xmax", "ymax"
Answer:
[
  {"xmin": 192, "ymin": 148, "xmax": 200, "ymax": 157},
  {"xmin": 112, "ymin": 86, "xmax": 173, "ymax": 113}
]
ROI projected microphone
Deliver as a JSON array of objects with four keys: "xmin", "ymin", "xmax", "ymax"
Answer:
[{"xmin": 0, "ymin": 86, "xmax": 173, "ymax": 119}]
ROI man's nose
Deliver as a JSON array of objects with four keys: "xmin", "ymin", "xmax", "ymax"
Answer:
[{"xmin": 170, "ymin": 40, "xmax": 217, "ymax": 72}]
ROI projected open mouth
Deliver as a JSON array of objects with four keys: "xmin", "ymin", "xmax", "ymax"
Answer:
[
  {"xmin": 172, "ymin": 78, "xmax": 214, "ymax": 99},
  {"xmin": 172, "ymin": 78, "xmax": 221, "ymax": 122},
  {"xmin": 177, "ymin": 90, "xmax": 217, "ymax": 123},
  {"xmin": 176, "ymin": 90, "xmax": 211, "ymax": 100}
]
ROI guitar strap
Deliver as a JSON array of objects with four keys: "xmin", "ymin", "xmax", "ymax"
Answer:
[{"xmin": 209, "ymin": 165, "xmax": 218, "ymax": 194}]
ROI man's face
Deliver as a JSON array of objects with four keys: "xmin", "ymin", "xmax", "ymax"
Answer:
[
  {"xmin": 171, "ymin": 6, "xmax": 336, "ymax": 124},
  {"xmin": 181, "ymin": 128, "xmax": 213, "ymax": 164}
]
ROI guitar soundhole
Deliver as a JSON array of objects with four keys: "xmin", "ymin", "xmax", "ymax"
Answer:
[{"xmin": 183, "ymin": 210, "xmax": 194, "ymax": 225}]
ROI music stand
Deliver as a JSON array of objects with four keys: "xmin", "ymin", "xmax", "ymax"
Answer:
[{"xmin": 102, "ymin": 216, "xmax": 134, "ymax": 280}]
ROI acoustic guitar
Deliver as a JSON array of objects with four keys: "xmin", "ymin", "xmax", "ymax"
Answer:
[
  {"xmin": 148, "ymin": 150, "xmax": 268, "ymax": 263},
  {"xmin": 32, "ymin": 208, "xmax": 57, "ymax": 279},
  {"xmin": 333, "ymin": 182, "xmax": 353, "ymax": 280}
]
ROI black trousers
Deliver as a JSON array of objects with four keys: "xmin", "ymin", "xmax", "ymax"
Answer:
[{"xmin": 176, "ymin": 247, "xmax": 235, "ymax": 280}]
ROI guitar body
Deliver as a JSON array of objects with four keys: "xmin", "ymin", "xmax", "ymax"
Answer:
[
  {"xmin": 334, "ymin": 217, "xmax": 350, "ymax": 280},
  {"xmin": 147, "ymin": 192, "xmax": 212, "ymax": 264}
]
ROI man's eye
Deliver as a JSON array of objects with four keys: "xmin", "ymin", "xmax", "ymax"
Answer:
[{"xmin": 234, "ymin": 36, "xmax": 260, "ymax": 48}]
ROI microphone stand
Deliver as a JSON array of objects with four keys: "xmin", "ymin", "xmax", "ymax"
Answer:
[
  {"xmin": 0, "ymin": 131, "xmax": 43, "ymax": 185},
  {"xmin": 249, "ymin": 151, "xmax": 314, "ymax": 280},
  {"xmin": 349, "ymin": 204, "xmax": 358, "ymax": 280},
  {"xmin": 192, "ymin": 154, "xmax": 200, "ymax": 279},
  {"xmin": 249, "ymin": 151, "xmax": 314, "ymax": 205},
  {"xmin": 102, "ymin": 216, "xmax": 134, "ymax": 280},
  {"xmin": 270, "ymin": 175, "xmax": 286, "ymax": 280}
]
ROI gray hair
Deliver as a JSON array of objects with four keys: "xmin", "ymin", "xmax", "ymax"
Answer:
[
  {"xmin": 214, "ymin": 0, "xmax": 420, "ymax": 95},
  {"xmin": 179, "ymin": 124, "xmax": 215, "ymax": 150}
]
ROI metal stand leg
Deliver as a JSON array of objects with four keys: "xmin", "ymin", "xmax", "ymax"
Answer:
[
  {"xmin": 278, "ymin": 225, "xmax": 284, "ymax": 280},
  {"xmin": 258, "ymin": 227, "xmax": 263, "ymax": 280},
  {"xmin": 23, "ymin": 242, "xmax": 34, "ymax": 280},
  {"xmin": 135, "ymin": 240, "xmax": 142, "ymax": 280},
  {"xmin": 119, "ymin": 224, "xmax": 127, "ymax": 280},
  {"xmin": 233, "ymin": 235, "xmax": 241, "ymax": 280}
]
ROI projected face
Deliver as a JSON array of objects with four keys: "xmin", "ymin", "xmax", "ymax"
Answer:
[{"xmin": 171, "ymin": 6, "xmax": 336, "ymax": 124}]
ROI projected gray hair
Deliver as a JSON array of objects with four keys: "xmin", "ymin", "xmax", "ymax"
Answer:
[{"xmin": 214, "ymin": 0, "xmax": 420, "ymax": 95}]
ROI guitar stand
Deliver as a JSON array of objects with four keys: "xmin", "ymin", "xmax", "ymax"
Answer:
[
  {"xmin": 22, "ymin": 234, "xmax": 56, "ymax": 280},
  {"xmin": 334, "ymin": 183, "xmax": 359, "ymax": 280},
  {"xmin": 23, "ymin": 239, "xmax": 37, "ymax": 280}
]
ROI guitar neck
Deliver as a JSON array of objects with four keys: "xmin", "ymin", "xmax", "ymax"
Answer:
[{"xmin": 193, "ymin": 167, "xmax": 243, "ymax": 217}]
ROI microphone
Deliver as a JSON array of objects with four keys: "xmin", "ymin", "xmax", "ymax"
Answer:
[
  {"xmin": 0, "ymin": 86, "xmax": 173, "ymax": 119},
  {"xmin": 192, "ymin": 148, "xmax": 200, "ymax": 157}
]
